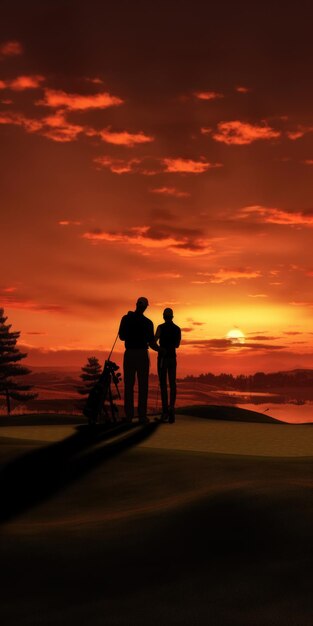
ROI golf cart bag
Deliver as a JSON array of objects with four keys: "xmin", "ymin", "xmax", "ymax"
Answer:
[{"xmin": 83, "ymin": 359, "xmax": 122, "ymax": 425}]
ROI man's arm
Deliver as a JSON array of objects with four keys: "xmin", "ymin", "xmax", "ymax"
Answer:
[
  {"xmin": 149, "ymin": 328, "xmax": 160, "ymax": 352},
  {"xmin": 175, "ymin": 327, "xmax": 181, "ymax": 349},
  {"xmin": 118, "ymin": 316, "xmax": 127, "ymax": 341},
  {"xmin": 148, "ymin": 320, "xmax": 161, "ymax": 352},
  {"xmin": 155, "ymin": 325, "xmax": 161, "ymax": 342}
]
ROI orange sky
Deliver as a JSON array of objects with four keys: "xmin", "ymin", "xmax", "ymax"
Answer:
[{"xmin": 1, "ymin": 1, "xmax": 313, "ymax": 375}]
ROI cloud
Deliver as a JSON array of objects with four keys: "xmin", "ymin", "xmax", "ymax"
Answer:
[
  {"xmin": 58, "ymin": 220, "xmax": 81, "ymax": 226},
  {"xmin": 153, "ymin": 301, "xmax": 182, "ymax": 307},
  {"xmin": 235, "ymin": 86, "xmax": 251, "ymax": 93},
  {"xmin": 82, "ymin": 225, "xmax": 212, "ymax": 256},
  {"xmin": 37, "ymin": 88, "xmax": 123, "ymax": 110},
  {"xmin": 85, "ymin": 77, "xmax": 104, "ymax": 85},
  {"xmin": 287, "ymin": 130, "xmax": 306, "ymax": 140},
  {"xmin": 1, "ymin": 294, "xmax": 67, "ymax": 313},
  {"xmin": 248, "ymin": 293, "xmax": 268, "ymax": 298},
  {"xmin": 0, "ymin": 41, "xmax": 23, "ymax": 58},
  {"xmin": 41, "ymin": 110, "xmax": 85, "ymax": 142},
  {"xmin": 242, "ymin": 342, "xmax": 285, "ymax": 351},
  {"xmin": 136, "ymin": 271, "xmax": 182, "ymax": 281},
  {"xmin": 41, "ymin": 128, "xmax": 82, "ymax": 142},
  {"xmin": 200, "ymin": 127, "xmax": 212, "ymax": 135},
  {"xmin": 248, "ymin": 335, "xmax": 281, "ymax": 341},
  {"xmin": 97, "ymin": 127, "xmax": 153, "ymax": 146},
  {"xmin": 95, "ymin": 156, "xmax": 219, "ymax": 176},
  {"xmin": 194, "ymin": 91, "xmax": 223, "ymax": 101},
  {"xmin": 289, "ymin": 301, "xmax": 313, "ymax": 307},
  {"xmin": 0, "ymin": 111, "xmax": 43, "ymax": 132},
  {"xmin": 183, "ymin": 337, "xmax": 286, "ymax": 352},
  {"xmin": 0, "ymin": 109, "xmax": 86, "ymax": 142},
  {"xmin": 197, "ymin": 268, "xmax": 261, "ymax": 283},
  {"xmin": 162, "ymin": 157, "xmax": 222, "ymax": 173},
  {"xmin": 94, "ymin": 155, "xmax": 142, "ymax": 174},
  {"xmin": 212, "ymin": 120, "xmax": 281, "ymax": 145},
  {"xmin": 0, "ymin": 107, "xmax": 150, "ymax": 146},
  {"xmin": 303, "ymin": 159, "xmax": 313, "ymax": 165},
  {"xmin": 149, "ymin": 186, "xmax": 190, "ymax": 197},
  {"xmin": 0, "ymin": 75, "xmax": 45, "ymax": 91},
  {"xmin": 182, "ymin": 338, "xmax": 233, "ymax": 350},
  {"xmin": 240, "ymin": 205, "xmax": 313, "ymax": 226},
  {"xmin": 287, "ymin": 126, "xmax": 313, "ymax": 140}
]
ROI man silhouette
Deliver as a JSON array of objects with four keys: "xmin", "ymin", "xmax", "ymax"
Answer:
[
  {"xmin": 155, "ymin": 308, "xmax": 181, "ymax": 423},
  {"xmin": 118, "ymin": 297, "xmax": 160, "ymax": 423}
]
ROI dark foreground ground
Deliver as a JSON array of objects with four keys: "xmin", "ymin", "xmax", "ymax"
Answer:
[{"xmin": 0, "ymin": 412, "xmax": 312, "ymax": 625}]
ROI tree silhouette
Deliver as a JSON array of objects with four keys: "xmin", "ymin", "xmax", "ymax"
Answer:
[
  {"xmin": 77, "ymin": 357, "xmax": 102, "ymax": 396},
  {"xmin": 0, "ymin": 308, "xmax": 37, "ymax": 415}
]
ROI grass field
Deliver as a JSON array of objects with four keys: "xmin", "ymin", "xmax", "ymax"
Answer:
[{"xmin": 0, "ymin": 407, "xmax": 312, "ymax": 625}]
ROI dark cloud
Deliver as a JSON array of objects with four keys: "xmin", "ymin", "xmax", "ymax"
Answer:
[
  {"xmin": 248, "ymin": 335, "xmax": 282, "ymax": 341},
  {"xmin": 0, "ymin": 40, "xmax": 23, "ymax": 58},
  {"xmin": 83, "ymin": 223, "xmax": 212, "ymax": 256},
  {"xmin": 182, "ymin": 338, "xmax": 286, "ymax": 352},
  {"xmin": 1, "ymin": 296, "xmax": 67, "ymax": 314},
  {"xmin": 149, "ymin": 186, "xmax": 190, "ymax": 198}
]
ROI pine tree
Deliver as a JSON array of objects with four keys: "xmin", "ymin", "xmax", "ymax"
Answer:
[
  {"xmin": 0, "ymin": 308, "xmax": 38, "ymax": 415},
  {"xmin": 77, "ymin": 357, "xmax": 102, "ymax": 396}
]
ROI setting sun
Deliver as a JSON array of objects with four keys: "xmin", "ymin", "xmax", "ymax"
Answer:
[{"xmin": 226, "ymin": 328, "xmax": 245, "ymax": 344}]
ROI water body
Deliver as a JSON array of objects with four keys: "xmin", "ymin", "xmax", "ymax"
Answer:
[{"xmin": 237, "ymin": 401, "xmax": 313, "ymax": 424}]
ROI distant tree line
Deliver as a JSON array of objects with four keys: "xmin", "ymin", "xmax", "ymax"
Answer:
[{"xmin": 180, "ymin": 370, "xmax": 313, "ymax": 389}]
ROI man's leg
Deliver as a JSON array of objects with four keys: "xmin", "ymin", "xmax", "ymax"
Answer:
[
  {"xmin": 168, "ymin": 357, "xmax": 177, "ymax": 423},
  {"xmin": 123, "ymin": 350, "xmax": 136, "ymax": 420},
  {"xmin": 158, "ymin": 356, "xmax": 169, "ymax": 416},
  {"xmin": 137, "ymin": 350, "xmax": 150, "ymax": 420}
]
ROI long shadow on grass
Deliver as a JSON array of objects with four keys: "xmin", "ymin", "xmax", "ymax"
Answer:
[{"xmin": 0, "ymin": 422, "xmax": 159, "ymax": 524}]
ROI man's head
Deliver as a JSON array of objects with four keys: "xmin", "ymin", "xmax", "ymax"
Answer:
[
  {"xmin": 163, "ymin": 307, "xmax": 174, "ymax": 321},
  {"xmin": 136, "ymin": 296, "xmax": 149, "ymax": 313}
]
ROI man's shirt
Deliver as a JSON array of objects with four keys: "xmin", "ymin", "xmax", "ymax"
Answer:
[
  {"xmin": 155, "ymin": 321, "xmax": 181, "ymax": 357},
  {"xmin": 119, "ymin": 311, "xmax": 155, "ymax": 349}
]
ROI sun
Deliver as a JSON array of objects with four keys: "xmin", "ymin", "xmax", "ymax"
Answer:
[{"xmin": 226, "ymin": 327, "xmax": 245, "ymax": 344}]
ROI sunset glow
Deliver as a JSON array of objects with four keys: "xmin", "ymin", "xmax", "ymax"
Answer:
[
  {"xmin": 226, "ymin": 329, "xmax": 245, "ymax": 345},
  {"xmin": 1, "ymin": 3, "xmax": 313, "ymax": 375}
]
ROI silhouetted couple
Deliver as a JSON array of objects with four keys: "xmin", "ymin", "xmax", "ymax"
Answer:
[{"xmin": 118, "ymin": 297, "xmax": 181, "ymax": 424}]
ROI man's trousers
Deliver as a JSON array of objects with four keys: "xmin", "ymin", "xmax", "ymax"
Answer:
[
  {"xmin": 123, "ymin": 349, "xmax": 149, "ymax": 419},
  {"xmin": 157, "ymin": 355, "xmax": 177, "ymax": 413}
]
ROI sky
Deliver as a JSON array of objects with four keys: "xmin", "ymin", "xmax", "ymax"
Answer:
[{"xmin": 1, "ymin": 0, "xmax": 313, "ymax": 375}]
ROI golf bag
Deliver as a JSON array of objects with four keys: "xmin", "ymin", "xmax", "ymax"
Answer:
[{"xmin": 83, "ymin": 359, "xmax": 122, "ymax": 425}]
